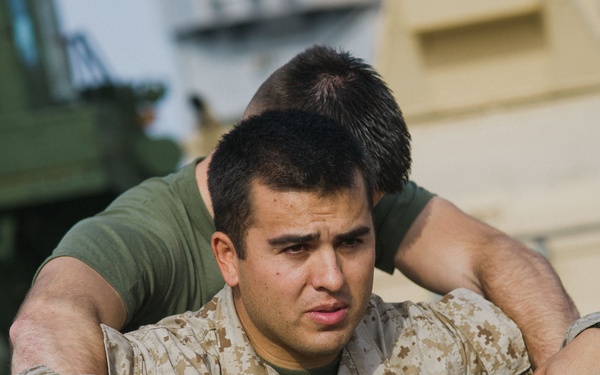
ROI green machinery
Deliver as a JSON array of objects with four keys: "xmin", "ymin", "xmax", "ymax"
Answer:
[{"xmin": 0, "ymin": 0, "xmax": 181, "ymax": 370}]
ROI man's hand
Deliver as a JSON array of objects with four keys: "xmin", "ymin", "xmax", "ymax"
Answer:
[
  {"xmin": 534, "ymin": 328, "xmax": 600, "ymax": 374},
  {"xmin": 10, "ymin": 257, "xmax": 126, "ymax": 375},
  {"xmin": 394, "ymin": 196, "xmax": 580, "ymax": 368}
]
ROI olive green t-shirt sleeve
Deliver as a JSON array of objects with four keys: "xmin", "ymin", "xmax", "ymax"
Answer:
[
  {"xmin": 373, "ymin": 181, "xmax": 435, "ymax": 274},
  {"xmin": 35, "ymin": 162, "xmax": 224, "ymax": 330}
]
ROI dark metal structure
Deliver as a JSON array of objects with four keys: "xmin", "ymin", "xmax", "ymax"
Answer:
[{"xmin": 0, "ymin": 1, "xmax": 181, "ymax": 369}]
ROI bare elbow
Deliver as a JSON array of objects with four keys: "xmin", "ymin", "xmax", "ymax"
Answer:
[
  {"xmin": 10, "ymin": 298, "xmax": 110, "ymax": 374},
  {"xmin": 9, "ymin": 309, "xmax": 49, "ymax": 373},
  {"xmin": 10, "ymin": 308, "xmax": 40, "ymax": 348}
]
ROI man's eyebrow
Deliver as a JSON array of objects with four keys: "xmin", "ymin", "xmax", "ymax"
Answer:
[
  {"xmin": 334, "ymin": 226, "xmax": 372, "ymax": 242},
  {"xmin": 267, "ymin": 226, "xmax": 371, "ymax": 246},
  {"xmin": 267, "ymin": 233, "xmax": 320, "ymax": 246}
]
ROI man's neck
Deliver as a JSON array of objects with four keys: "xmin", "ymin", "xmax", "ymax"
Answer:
[
  {"xmin": 195, "ymin": 155, "xmax": 214, "ymax": 218},
  {"xmin": 262, "ymin": 354, "xmax": 341, "ymax": 375}
]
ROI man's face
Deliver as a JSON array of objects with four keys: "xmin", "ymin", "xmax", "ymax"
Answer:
[{"xmin": 231, "ymin": 176, "xmax": 375, "ymax": 368}]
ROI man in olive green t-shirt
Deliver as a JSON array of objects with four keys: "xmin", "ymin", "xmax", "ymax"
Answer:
[
  {"xmin": 31, "ymin": 158, "xmax": 432, "ymax": 331},
  {"xmin": 97, "ymin": 109, "xmax": 531, "ymax": 375},
  {"xmin": 11, "ymin": 45, "xmax": 593, "ymax": 374}
]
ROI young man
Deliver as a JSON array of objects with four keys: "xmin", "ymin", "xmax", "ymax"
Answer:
[
  {"xmin": 103, "ymin": 110, "xmax": 531, "ymax": 374},
  {"xmin": 11, "ymin": 46, "xmax": 591, "ymax": 374}
]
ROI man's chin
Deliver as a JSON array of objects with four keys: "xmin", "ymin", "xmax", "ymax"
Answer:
[{"xmin": 295, "ymin": 330, "xmax": 353, "ymax": 357}]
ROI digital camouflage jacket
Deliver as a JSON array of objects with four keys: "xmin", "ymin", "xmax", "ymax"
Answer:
[{"xmin": 102, "ymin": 286, "xmax": 532, "ymax": 374}]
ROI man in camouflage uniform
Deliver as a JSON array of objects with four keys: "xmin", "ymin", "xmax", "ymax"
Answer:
[
  {"xmin": 102, "ymin": 286, "xmax": 531, "ymax": 374},
  {"xmin": 16, "ymin": 55, "xmax": 599, "ymax": 374},
  {"xmin": 97, "ymin": 109, "xmax": 532, "ymax": 374}
]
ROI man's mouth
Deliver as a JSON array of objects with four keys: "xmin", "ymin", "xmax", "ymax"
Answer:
[{"xmin": 306, "ymin": 305, "xmax": 349, "ymax": 325}]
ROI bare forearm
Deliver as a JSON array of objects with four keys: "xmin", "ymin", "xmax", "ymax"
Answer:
[
  {"xmin": 394, "ymin": 198, "xmax": 579, "ymax": 368},
  {"xmin": 10, "ymin": 301, "xmax": 108, "ymax": 375},
  {"xmin": 475, "ymin": 234, "xmax": 579, "ymax": 368},
  {"xmin": 535, "ymin": 327, "xmax": 600, "ymax": 374},
  {"xmin": 10, "ymin": 257, "xmax": 127, "ymax": 374}
]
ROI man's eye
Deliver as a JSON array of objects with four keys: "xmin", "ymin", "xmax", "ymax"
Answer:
[
  {"xmin": 284, "ymin": 244, "xmax": 307, "ymax": 254},
  {"xmin": 340, "ymin": 238, "xmax": 362, "ymax": 248}
]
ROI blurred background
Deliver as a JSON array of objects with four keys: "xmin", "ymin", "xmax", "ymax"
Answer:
[{"xmin": 1, "ymin": 0, "xmax": 600, "ymax": 372}]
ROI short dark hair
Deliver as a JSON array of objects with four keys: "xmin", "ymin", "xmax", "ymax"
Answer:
[
  {"xmin": 208, "ymin": 109, "xmax": 375, "ymax": 259},
  {"xmin": 245, "ymin": 45, "xmax": 411, "ymax": 194}
]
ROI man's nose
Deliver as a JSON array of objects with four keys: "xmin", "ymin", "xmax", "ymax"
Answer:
[{"xmin": 311, "ymin": 248, "xmax": 345, "ymax": 292}]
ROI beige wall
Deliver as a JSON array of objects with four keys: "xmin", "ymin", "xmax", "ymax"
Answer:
[
  {"xmin": 376, "ymin": 0, "xmax": 600, "ymax": 118},
  {"xmin": 371, "ymin": 0, "xmax": 600, "ymax": 316}
]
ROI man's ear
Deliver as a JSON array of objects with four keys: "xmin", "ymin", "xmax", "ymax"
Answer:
[{"xmin": 212, "ymin": 232, "xmax": 239, "ymax": 287}]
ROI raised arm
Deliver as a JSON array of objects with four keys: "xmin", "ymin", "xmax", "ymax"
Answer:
[
  {"xmin": 10, "ymin": 161, "xmax": 225, "ymax": 374},
  {"xmin": 10, "ymin": 257, "xmax": 126, "ymax": 374},
  {"xmin": 394, "ymin": 196, "xmax": 579, "ymax": 368}
]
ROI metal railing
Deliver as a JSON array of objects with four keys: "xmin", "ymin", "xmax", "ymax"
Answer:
[{"xmin": 516, "ymin": 221, "xmax": 600, "ymax": 257}]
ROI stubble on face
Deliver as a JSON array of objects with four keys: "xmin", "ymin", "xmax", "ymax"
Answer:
[{"xmin": 232, "ymin": 178, "xmax": 375, "ymax": 370}]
